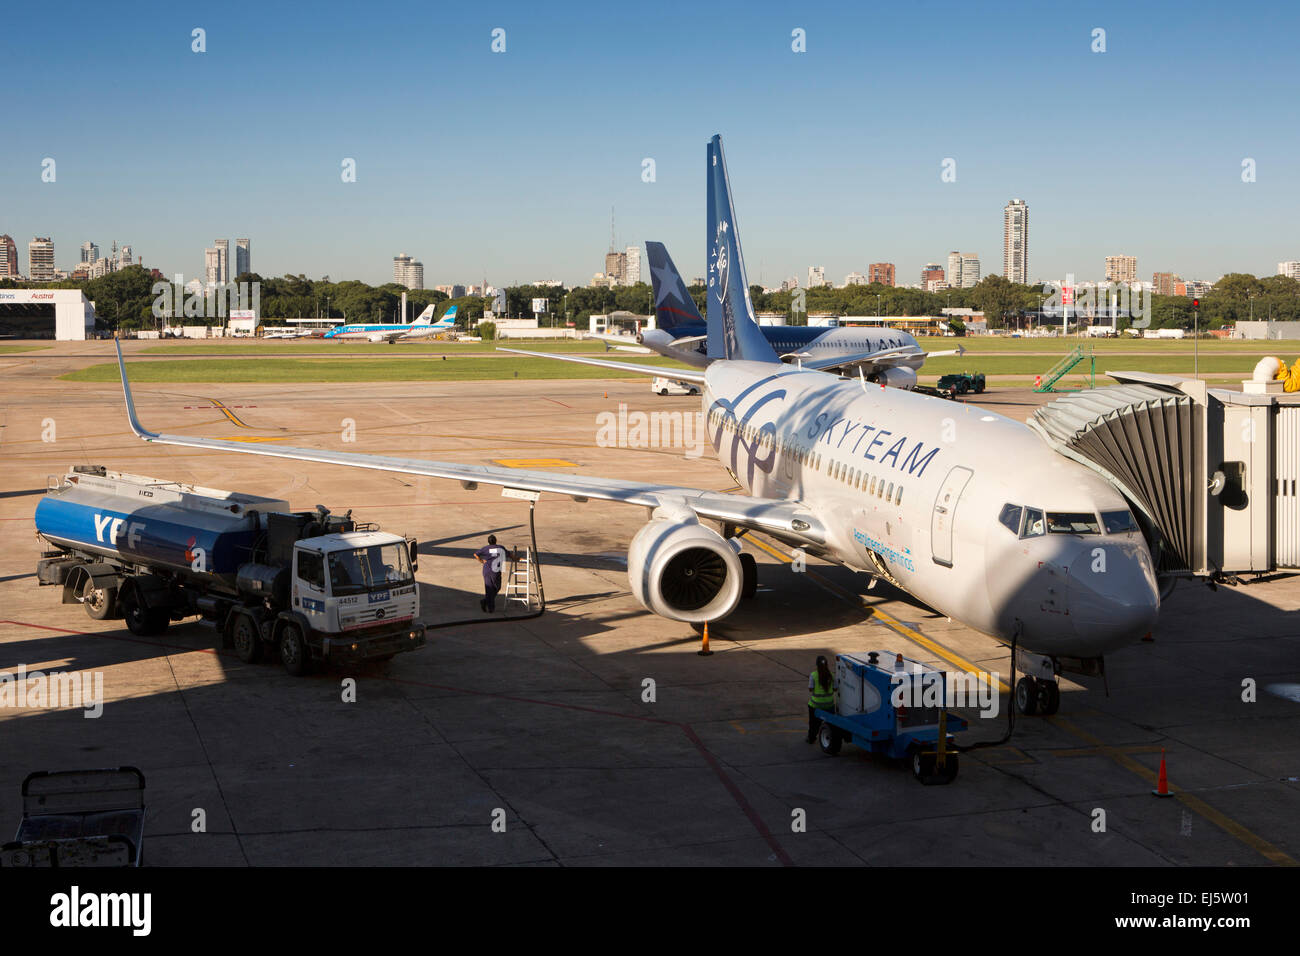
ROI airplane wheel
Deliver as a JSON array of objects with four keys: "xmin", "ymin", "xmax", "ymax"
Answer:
[
  {"xmin": 818, "ymin": 721, "xmax": 842, "ymax": 755},
  {"xmin": 1037, "ymin": 679, "xmax": 1060, "ymax": 716},
  {"xmin": 739, "ymin": 553, "xmax": 757, "ymax": 598},
  {"xmin": 1015, "ymin": 676, "xmax": 1039, "ymax": 716}
]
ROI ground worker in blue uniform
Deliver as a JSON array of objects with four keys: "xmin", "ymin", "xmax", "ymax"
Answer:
[
  {"xmin": 807, "ymin": 655, "xmax": 836, "ymax": 743},
  {"xmin": 475, "ymin": 535, "xmax": 506, "ymax": 612}
]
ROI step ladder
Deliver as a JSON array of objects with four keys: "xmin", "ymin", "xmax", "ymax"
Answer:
[
  {"xmin": 504, "ymin": 544, "xmax": 543, "ymax": 611},
  {"xmin": 1035, "ymin": 344, "xmax": 1096, "ymax": 393}
]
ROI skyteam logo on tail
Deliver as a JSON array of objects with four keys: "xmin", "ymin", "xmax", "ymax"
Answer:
[{"xmin": 711, "ymin": 220, "xmax": 730, "ymax": 305}]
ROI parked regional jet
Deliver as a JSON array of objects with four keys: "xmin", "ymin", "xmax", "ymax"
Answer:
[
  {"xmin": 324, "ymin": 305, "xmax": 458, "ymax": 343},
  {"xmin": 115, "ymin": 135, "xmax": 1159, "ymax": 714},
  {"xmin": 594, "ymin": 241, "xmax": 964, "ymax": 389}
]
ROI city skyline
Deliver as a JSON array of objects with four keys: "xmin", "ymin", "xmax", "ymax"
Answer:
[{"xmin": 5, "ymin": 1, "xmax": 1300, "ymax": 287}]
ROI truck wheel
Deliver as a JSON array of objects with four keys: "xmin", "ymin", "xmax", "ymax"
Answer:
[
  {"xmin": 278, "ymin": 623, "xmax": 310, "ymax": 676},
  {"xmin": 78, "ymin": 579, "xmax": 117, "ymax": 621},
  {"xmin": 739, "ymin": 552, "xmax": 758, "ymax": 599},
  {"xmin": 818, "ymin": 721, "xmax": 842, "ymax": 755},
  {"xmin": 232, "ymin": 614, "xmax": 262, "ymax": 664},
  {"xmin": 120, "ymin": 588, "xmax": 165, "ymax": 636}
]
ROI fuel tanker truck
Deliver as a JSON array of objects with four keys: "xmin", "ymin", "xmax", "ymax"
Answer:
[{"xmin": 33, "ymin": 466, "xmax": 426, "ymax": 675}]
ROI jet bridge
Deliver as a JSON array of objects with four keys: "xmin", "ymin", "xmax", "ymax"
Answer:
[{"xmin": 1027, "ymin": 370, "xmax": 1300, "ymax": 580}]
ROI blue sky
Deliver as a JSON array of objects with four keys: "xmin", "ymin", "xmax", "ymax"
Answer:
[{"xmin": 3, "ymin": 0, "xmax": 1298, "ymax": 289}]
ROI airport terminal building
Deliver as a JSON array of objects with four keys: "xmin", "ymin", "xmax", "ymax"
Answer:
[{"xmin": 0, "ymin": 289, "xmax": 96, "ymax": 339}]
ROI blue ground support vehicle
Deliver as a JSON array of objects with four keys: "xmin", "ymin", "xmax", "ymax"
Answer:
[{"xmin": 813, "ymin": 651, "xmax": 969, "ymax": 785}]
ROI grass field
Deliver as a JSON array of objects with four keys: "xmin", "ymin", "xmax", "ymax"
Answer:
[
  {"xmin": 63, "ymin": 354, "xmax": 683, "ymax": 383},
  {"xmin": 0, "ymin": 345, "xmax": 49, "ymax": 354},
  {"xmin": 55, "ymin": 333, "xmax": 1294, "ymax": 384},
  {"xmin": 140, "ymin": 339, "xmax": 625, "ymax": 355}
]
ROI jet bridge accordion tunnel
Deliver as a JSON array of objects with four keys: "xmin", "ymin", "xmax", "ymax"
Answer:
[{"xmin": 1027, "ymin": 370, "xmax": 1300, "ymax": 582}]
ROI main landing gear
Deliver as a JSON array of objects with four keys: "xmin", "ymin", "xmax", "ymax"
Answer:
[{"xmin": 1013, "ymin": 648, "xmax": 1062, "ymax": 716}]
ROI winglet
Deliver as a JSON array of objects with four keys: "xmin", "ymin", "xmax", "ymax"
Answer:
[{"xmin": 115, "ymin": 338, "xmax": 160, "ymax": 440}]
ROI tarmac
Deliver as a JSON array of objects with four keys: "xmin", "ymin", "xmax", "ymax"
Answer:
[{"xmin": 1, "ymin": 340, "xmax": 1298, "ymax": 866}]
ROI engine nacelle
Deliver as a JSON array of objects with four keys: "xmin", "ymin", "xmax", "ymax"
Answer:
[
  {"xmin": 869, "ymin": 366, "xmax": 917, "ymax": 390},
  {"xmin": 627, "ymin": 515, "xmax": 743, "ymax": 623}
]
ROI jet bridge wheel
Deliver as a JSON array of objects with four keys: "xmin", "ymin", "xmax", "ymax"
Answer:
[
  {"xmin": 1015, "ymin": 676, "xmax": 1039, "ymax": 716},
  {"xmin": 818, "ymin": 721, "xmax": 842, "ymax": 755}
]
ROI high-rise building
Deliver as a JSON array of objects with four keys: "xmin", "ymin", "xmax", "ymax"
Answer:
[
  {"xmin": 1003, "ymin": 199, "xmax": 1029, "ymax": 284},
  {"xmin": 28, "ymin": 237, "xmax": 55, "ymax": 282},
  {"xmin": 1105, "ymin": 255, "xmax": 1137, "ymax": 284},
  {"xmin": 844, "ymin": 272, "xmax": 867, "ymax": 286},
  {"xmin": 946, "ymin": 252, "xmax": 980, "ymax": 289},
  {"xmin": 118, "ymin": 244, "xmax": 133, "ymax": 270},
  {"xmin": 235, "ymin": 239, "xmax": 250, "ymax": 278},
  {"xmin": 808, "ymin": 265, "xmax": 827, "ymax": 288},
  {"xmin": 867, "ymin": 263, "xmax": 895, "ymax": 286},
  {"xmin": 624, "ymin": 245, "xmax": 641, "ymax": 285},
  {"xmin": 204, "ymin": 247, "xmax": 222, "ymax": 285},
  {"xmin": 392, "ymin": 253, "xmax": 423, "ymax": 290},
  {"xmin": 214, "ymin": 240, "xmax": 229, "ymax": 284},
  {"xmin": 0, "ymin": 235, "xmax": 17, "ymax": 278},
  {"xmin": 920, "ymin": 264, "xmax": 944, "ymax": 289},
  {"xmin": 604, "ymin": 251, "xmax": 627, "ymax": 285},
  {"xmin": 80, "ymin": 241, "xmax": 99, "ymax": 264},
  {"xmin": 1152, "ymin": 272, "xmax": 1178, "ymax": 297},
  {"xmin": 1278, "ymin": 261, "xmax": 1300, "ymax": 281}
]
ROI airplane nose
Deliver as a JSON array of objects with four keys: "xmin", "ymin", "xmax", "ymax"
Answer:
[{"xmin": 1066, "ymin": 542, "xmax": 1160, "ymax": 654}]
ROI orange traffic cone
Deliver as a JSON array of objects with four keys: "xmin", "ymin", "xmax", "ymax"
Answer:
[
  {"xmin": 1152, "ymin": 749, "xmax": 1174, "ymax": 797},
  {"xmin": 697, "ymin": 621, "xmax": 713, "ymax": 656}
]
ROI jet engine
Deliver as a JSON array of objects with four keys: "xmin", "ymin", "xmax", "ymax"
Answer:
[
  {"xmin": 868, "ymin": 366, "xmax": 917, "ymax": 390},
  {"xmin": 627, "ymin": 510, "xmax": 743, "ymax": 623}
]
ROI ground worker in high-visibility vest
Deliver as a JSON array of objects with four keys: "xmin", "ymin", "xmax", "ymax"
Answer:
[{"xmin": 806, "ymin": 655, "xmax": 836, "ymax": 743}]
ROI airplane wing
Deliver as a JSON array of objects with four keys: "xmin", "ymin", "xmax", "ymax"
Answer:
[
  {"xmin": 494, "ymin": 347, "xmax": 707, "ymax": 384},
  {"xmin": 590, "ymin": 334, "xmax": 653, "ymax": 354},
  {"xmin": 114, "ymin": 342, "xmax": 821, "ymax": 546},
  {"xmin": 785, "ymin": 343, "xmax": 965, "ymax": 374}
]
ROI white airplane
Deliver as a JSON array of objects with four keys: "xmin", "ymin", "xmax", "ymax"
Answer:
[
  {"xmin": 590, "ymin": 241, "xmax": 965, "ymax": 388},
  {"xmin": 114, "ymin": 135, "xmax": 1159, "ymax": 715},
  {"xmin": 324, "ymin": 305, "xmax": 458, "ymax": 343}
]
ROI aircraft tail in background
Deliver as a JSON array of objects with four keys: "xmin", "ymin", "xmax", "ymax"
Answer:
[
  {"xmin": 705, "ymin": 135, "xmax": 780, "ymax": 364},
  {"xmin": 645, "ymin": 241, "xmax": 704, "ymax": 331}
]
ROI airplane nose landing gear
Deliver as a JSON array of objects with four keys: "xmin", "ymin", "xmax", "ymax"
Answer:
[{"xmin": 1014, "ymin": 649, "xmax": 1063, "ymax": 716}]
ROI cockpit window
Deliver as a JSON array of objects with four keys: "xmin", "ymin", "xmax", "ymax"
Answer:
[
  {"xmin": 998, "ymin": 503, "xmax": 1022, "ymax": 534},
  {"xmin": 1102, "ymin": 509, "xmax": 1138, "ymax": 534},
  {"xmin": 1021, "ymin": 508, "xmax": 1045, "ymax": 538},
  {"xmin": 1045, "ymin": 512, "xmax": 1101, "ymax": 535}
]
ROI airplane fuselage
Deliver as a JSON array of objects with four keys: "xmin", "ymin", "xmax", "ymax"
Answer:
[
  {"xmin": 643, "ymin": 325, "xmax": 925, "ymax": 371},
  {"xmin": 701, "ymin": 361, "xmax": 1160, "ymax": 659}
]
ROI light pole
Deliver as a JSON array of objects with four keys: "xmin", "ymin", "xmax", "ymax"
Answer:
[{"xmin": 1193, "ymin": 298, "xmax": 1200, "ymax": 378}]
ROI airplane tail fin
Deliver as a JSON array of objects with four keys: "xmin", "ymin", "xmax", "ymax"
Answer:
[
  {"xmin": 705, "ymin": 135, "xmax": 780, "ymax": 364},
  {"xmin": 413, "ymin": 305, "xmax": 437, "ymax": 325},
  {"xmin": 437, "ymin": 305, "xmax": 458, "ymax": 326},
  {"xmin": 645, "ymin": 242, "xmax": 703, "ymax": 331}
]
